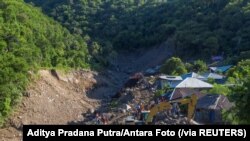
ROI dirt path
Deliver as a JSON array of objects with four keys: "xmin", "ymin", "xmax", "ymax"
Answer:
[{"xmin": 0, "ymin": 42, "xmax": 173, "ymax": 141}]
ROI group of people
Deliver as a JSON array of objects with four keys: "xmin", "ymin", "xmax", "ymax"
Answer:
[
  {"xmin": 132, "ymin": 102, "xmax": 152, "ymax": 121},
  {"xmin": 94, "ymin": 112, "xmax": 109, "ymax": 125},
  {"xmin": 92, "ymin": 97, "xmax": 181, "ymax": 125}
]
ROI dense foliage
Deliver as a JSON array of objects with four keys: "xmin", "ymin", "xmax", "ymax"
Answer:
[
  {"xmin": 209, "ymin": 84, "xmax": 231, "ymax": 96},
  {"xmin": 225, "ymin": 60, "xmax": 250, "ymax": 124},
  {"xmin": 227, "ymin": 77, "xmax": 250, "ymax": 124},
  {"xmin": 160, "ymin": 57, "xmax": 187, "ymax": 75},
  {"xmin": 227, "ymin": 60, "xmax": 250, "ymax": 83},
  {"xmin": 26, "ymin": 0, "xmax": 250, "ymax": 60},
  {"xmin": 192, "ymin": 60, "xmax": 207, "ymax": 73},
  {"xmin": 161, "ymin": 57, "xmax": 208, "ymax": 75},
  {"xmin": 0, "ymin": 0, "xmax": 89, "ymax": 125},
  {"xmin": 0, "ymin": 0, "xmax": 249, "ymax": 125}
]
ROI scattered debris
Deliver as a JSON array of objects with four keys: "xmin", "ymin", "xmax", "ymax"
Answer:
[{"xmin": 82, "ymin": 63, "xmax": 233, "ymax": 125}]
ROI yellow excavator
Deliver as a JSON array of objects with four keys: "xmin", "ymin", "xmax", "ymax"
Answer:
[{"xmin": 145, "ymin": 94, "xmax": 198, "ymax": 124}]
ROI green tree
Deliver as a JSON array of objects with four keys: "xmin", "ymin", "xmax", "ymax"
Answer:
[
  {"xmin": 209, "ymin": 84, "xmax": 231, "ymax": 96},
  {"xmin": 25, "ymin": 0, "xmax": 250, "ymax": 61},
  {"xmin": 185, "ymin": 63, "xmax": 193, "ymax": 72},
  {"xmin": 227, "ymin": 60, "xmax": 250, "ymax": 83},
  {"xmin": 203, "ymin": 36, "xmax": 219, "ymax": 56},
  {"xmin": 224, "ymin": 60, "xmax": 250, "ymax": 124},
  {"xmin": 0, "ymin": 0, "xmax": 90, "ymax": 126},
  {"xmin": 160, "ymin": 57, "xmax": 187, "ymax": 75},
  {"xmin": 192, "ymin": 60, "xmax": 207, "ymax": 73},
  {"xmin": 225, "ymin": 77, "xmax": 250, "ymax": 124}
]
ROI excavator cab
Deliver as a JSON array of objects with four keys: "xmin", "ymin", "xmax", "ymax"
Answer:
[{"xmin": 145, "ymin": 94, "xmax": 198, "ymax": 124}]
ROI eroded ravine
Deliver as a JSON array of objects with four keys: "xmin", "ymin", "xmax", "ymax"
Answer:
[{"xmin": 0, "ymin": 42, "xmax": 173, "ymax": 141}]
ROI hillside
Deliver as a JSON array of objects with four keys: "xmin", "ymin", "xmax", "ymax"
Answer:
[
  {"xmin": 0, "ymin": 43, "xmax": 173, "ymax": 140},
  {"xmin": 0, "ymin": 1, "xmax": 249, "ymax": 141},
  {"xmin": 0, "ymin": 0, "xmax": 90, "ymax": 125},
  {"xmin": 0, "ymin": 0, "xmax": 249, "ymax": 127},
  {"xmin": 0, "ymin": 70, "xmax": 99, "ymax": 140},
  {"xmin": 26, "ymin": 0, "xmax": 250, "ymax": 60}
]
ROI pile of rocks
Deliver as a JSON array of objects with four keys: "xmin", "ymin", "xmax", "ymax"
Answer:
[{"xmin": 153, "ymin": 111, "xmax": 188, "ymax": 125}]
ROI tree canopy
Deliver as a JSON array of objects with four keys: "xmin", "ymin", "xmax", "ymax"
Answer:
[
  {"xmin": 1, "ymin": 0, "xmax": 250, "ymax": 125},
  {"xmin": 0, "ymin": 0, "xmax": 89, "ymax": 125},
  {"xmin": 224, "ymin": 60, "xmax": 250, "ymax": 124},
  {"xmin": 160, "ymin": 57, "xmax": 187, "ymax": 75},
  {"xmin": 25, "ymin": 0, "xmax": 250, "ymax": 60}
]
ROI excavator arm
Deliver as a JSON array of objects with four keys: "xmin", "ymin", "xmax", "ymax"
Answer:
[
  {"xmin": 171, "ymin": 94, "xmax": 198, "ymax": 122},
  {"xmin": 145, "ymin": 94, "xmax": 198, "ymax": 124},
  {"xmin": 146, "ymin": 102, "xmax": 172, "ymax": 123},
  {"xmin": 187, "ymin": 95, "xmax": 197, "ymax": 122}
]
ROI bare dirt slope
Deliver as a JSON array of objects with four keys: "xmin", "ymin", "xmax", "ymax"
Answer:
[
  {"xmin": 0, "ymin": 42, "xmax": 173, "ymax": 141},
  {"xmin": 20, "ymin": 70, "xmax": 99, "ymax": 124},
  {"xmin": 0, "ymin": 70, "xmax": 100, "ymax": 141}
]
